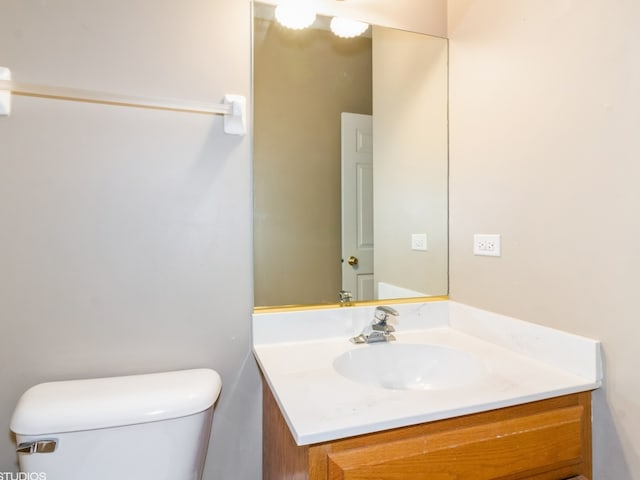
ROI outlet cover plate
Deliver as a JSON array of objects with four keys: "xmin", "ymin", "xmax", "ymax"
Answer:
[
  {"xmin": 473, "ymin": 234, "xmax": 501, "ymax": 257},
  {"xmin": 411, "ymin": 233, "xmax": 428, "ymax": 251}
]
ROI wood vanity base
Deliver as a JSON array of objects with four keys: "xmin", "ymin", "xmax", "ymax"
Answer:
[{"xmin": 263, "ymin": 383, "xmax": 592, "ymax": 480}]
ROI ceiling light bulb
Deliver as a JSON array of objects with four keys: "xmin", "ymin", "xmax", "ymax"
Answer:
[
  {"xmin": 330, "ymin": 17, "xmax": 369, "ymax": 38},
  {"xmin": 274, "ymin": 3, "xmax": 317, "ymax": 30}
]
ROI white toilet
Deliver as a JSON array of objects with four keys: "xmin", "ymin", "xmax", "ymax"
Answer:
[{"xmin": 10, "ymin": 368, "xmax": 222, "ymax": 480}]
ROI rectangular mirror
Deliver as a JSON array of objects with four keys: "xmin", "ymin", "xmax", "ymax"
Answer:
[{"xmin": 253, "ymin": 2, "xmax": 448, "ymax": 308}]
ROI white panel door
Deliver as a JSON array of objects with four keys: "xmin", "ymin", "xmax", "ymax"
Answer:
[{"xmin": 341, "ymin": 113, "xmax": 374, "ymax": 301}]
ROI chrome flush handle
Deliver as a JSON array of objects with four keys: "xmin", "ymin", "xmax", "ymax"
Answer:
[{"xmin": 16, "ymin": 439, "xmax": 57, "ymax": 455}]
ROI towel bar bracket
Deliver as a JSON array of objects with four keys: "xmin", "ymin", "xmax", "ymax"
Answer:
[{"xmin": 0, "ymin": 67, "xmax": 10, "ymax": 116}]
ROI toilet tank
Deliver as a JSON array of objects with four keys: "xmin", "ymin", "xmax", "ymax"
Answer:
[{"xmin": 10, "ymin": 369, "xmax": 222, "ymax": 480}]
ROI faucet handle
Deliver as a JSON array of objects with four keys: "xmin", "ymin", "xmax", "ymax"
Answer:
[
  {"xmin": 349, "ymin": 305, "xmax": 399, "ymax": 343},
  {"xmin": 374, "ymin": 305, "xmax": 399, "ymax": 321},
  {"xmin": 372, "ymin": 305, "xmax": 399, "ymax": 330}
]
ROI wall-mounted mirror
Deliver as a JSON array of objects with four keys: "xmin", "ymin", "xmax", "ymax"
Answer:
[{"xmin": 253, "ymin": 2, "xmax": 448, "ymax": 308}]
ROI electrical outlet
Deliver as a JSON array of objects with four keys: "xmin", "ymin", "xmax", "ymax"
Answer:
[
  {"xmin": 473, "ymin": 234, "xmax": 501, "ymax": 257},
  {"xmin": 411, "ymin": 233, "xmax": 428, "ymax": 251}
]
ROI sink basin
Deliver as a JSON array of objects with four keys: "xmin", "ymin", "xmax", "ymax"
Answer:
[{"xmin": 333, "ymin": 343, "xmax": 486, "ymax": 390}]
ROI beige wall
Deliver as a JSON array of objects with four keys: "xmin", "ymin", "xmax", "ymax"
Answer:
[
  {"xmin": 448, "ymin": 1, "xmax": 640, "ymax": 477},
  {"xmin": 0, "ymin": 1, "xmax": 258, "ymax": 478},
  {"xmin": 373, "ymin": 26, "xmax": 448, "ymax": 297},
  {"xmin": 7, "ymin": 0, "xmax": 635, "ymax": 477},
  {"xmin": 0, "ymin": 0, "xmax": 447, "ymax": 478},
  {"xmin": 253, "ymin": 18, "xmax": 372, "ymax": 306}
]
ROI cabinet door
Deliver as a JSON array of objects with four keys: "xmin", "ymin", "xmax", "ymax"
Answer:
[{"xmin": 324, "ymin": 404, "xmax": 587, "ymax": 480}]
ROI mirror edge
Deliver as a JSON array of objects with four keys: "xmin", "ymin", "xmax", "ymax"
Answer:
[{"xmin": 252, "ymin": 295, "xmax": 450, "ymax": 314}]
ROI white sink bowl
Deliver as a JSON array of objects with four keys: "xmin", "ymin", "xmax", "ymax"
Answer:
[{"xmin": 333, "ymin": 343, "xmax": 487, "ymax": 390}]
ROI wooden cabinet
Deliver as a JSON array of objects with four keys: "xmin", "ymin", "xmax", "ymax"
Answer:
[{"xmin": 263, "ymin": 383, "xmax": 592, "ymax": 480}]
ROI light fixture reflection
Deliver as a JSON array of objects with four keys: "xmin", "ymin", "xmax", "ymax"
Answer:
[
  {"xmin": 329, "ymin": 17, "xmax": 369, "ymax": 38},
  {"xmin": 274, "ymin": 3, "xmax": 317, "ymax": 30}
]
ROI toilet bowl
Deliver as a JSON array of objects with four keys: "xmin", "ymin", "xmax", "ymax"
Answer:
[{"xmin": 10, "ymin": 369, "xmax": 222, "ymax": 480}]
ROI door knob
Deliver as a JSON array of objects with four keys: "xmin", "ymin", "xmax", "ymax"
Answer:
[{"xmin": 347, "ymin": 256, "xmax": 359, "ymax": 266}]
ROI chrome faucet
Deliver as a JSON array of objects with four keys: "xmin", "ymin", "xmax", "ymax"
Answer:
[
  {"xmin": 338, "ymin": 290, "xmax": 353, "ymax": 306},
  {"xmin": 350, "ymin": 306, "xmax": 399, "ymax": 344}
]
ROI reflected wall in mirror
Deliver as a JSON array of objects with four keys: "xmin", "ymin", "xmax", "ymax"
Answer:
[{"xmin": 253, "ymin": 2, "xmax": 448, "ymax": 308}]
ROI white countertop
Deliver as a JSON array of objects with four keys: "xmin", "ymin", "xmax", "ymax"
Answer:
[{"xmin": 252, "ymin": 300, "xmax": 602, "ymax": 446}]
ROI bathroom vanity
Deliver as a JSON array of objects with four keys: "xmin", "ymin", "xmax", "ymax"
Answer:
[
  {"xmin": 263, "ymin": 384, "xmax": 591, "ymax": 479},
  {"xmin": 253, "ymin": 300, "xmax": 601, "ymax": 480}
]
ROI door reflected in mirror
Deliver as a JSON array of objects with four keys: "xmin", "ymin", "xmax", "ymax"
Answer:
[{"xmin": 253, "ymin": 2, "xmax": 448, "ymax": 308}]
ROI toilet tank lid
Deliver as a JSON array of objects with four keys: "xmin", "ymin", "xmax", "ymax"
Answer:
[{"xmin": 10, "ymin": 368, "xmax": 222, "ymax": 435}]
